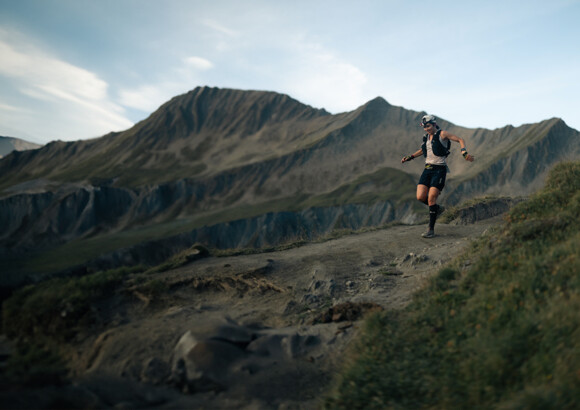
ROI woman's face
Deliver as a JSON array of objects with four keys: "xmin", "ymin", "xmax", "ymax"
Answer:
[{"xmin": 423, "ymin": 122, "xmax": 436, "ymax": 135}]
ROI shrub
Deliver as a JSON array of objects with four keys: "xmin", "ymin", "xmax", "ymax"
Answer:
[{"xmin": 2, "ymin": 266, "xmax": 143, "ymax": 342}]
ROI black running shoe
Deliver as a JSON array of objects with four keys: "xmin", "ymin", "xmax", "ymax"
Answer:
[{"xmin": 421, "ymin": 229, "xmax": 435, "ymax": 238}]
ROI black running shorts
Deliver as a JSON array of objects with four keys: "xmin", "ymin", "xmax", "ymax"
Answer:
[{"xmin": 418, "ymin": 164, "xmax": 447, "ymax": 191}]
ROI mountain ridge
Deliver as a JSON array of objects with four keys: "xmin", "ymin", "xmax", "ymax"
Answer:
[
  {"xmin": 0, "ymin": 136, "xmax": 41, "ymax": 158},
  {"xmin": 1, "ymin": 86, "xmax": 578, "ymax": 279},
  {"xmin": 0, "ymin": 88, "xmax": 336, "ymax": 190}
]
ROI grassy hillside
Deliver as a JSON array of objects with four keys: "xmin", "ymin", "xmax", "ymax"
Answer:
[{"xmin": 325, "ymin": 161, "xmax": 580, "ymax": 409}]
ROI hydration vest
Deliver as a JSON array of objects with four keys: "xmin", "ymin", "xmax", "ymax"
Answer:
[{"xmin": 421, "ymin": 129, "xmax": 451, "ymax": 158}]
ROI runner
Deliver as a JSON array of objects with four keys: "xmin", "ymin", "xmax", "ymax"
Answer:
[{"xmin": 401, "ymin": 115, "xmax": 475, "ymax": 238}]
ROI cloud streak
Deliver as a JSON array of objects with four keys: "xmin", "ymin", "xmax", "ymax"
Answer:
[
  {"xmin": 0, "ymin": 30, "xmax": 132, "ymax": 142},
  {"xmin": 0, "ymin": 36, "xmax": 107, "ymax": 103}
]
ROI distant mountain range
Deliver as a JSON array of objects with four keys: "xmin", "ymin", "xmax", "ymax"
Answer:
[
  {"xmin": 0, "ymin": 136, "xmax": 41, "ymax": 158},
  {"xmin": 1, "ymin": 86, "xmax": 579, "ymax": 282}
]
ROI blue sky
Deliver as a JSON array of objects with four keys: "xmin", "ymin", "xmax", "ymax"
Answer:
[{"xmin": 0, "ymin": 0, "xmax": 579, "ymax": 144}]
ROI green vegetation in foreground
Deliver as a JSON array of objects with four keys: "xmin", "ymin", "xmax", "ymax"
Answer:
[
  {"xmin": 325, "ymin": 161, "xmax": 580, "ymax": 409},
  {"xmin": 1, "ymin": 265, "xmax": 145, "ymax": 386},
  {"xmin": 2, "ymin": 266, "xmax": 145, "ymax": 343}
]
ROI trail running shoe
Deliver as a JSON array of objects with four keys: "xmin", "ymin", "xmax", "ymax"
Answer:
[{"xmin": 421, "ymin": 229, "xmax": 435, "ymax": 238}]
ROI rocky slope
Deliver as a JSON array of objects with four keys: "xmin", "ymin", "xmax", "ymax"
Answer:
[
  {"xmin": 1, "ymin": 87, "xmax": 578, "ymax": 280},
  {"xmin": 0, "ymin": 205, "xmax": 506, "ymax": 409}
]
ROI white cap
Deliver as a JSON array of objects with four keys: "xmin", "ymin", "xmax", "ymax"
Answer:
[{"xmin": 420, "ymin": 114, "xmax": 436, "ymax": 126}]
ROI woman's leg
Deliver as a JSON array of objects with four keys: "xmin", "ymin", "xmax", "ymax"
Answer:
[
  {"xmin": 428, "ymin": 187, "xmax": 441, "ymax": 206},
  {"xmin": 428, "ymin": 187, "xmax": 441, "ymax": 232},
  {"xmin": 416, "ymin": 184, "xmax": 429, "ymax": 205}
]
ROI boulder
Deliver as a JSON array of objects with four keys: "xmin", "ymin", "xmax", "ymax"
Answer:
[{"xmin": 170, "ymin": 317, "xmax": 349, "ymax": 394}]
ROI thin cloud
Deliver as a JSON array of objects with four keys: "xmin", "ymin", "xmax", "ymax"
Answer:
[
  {"xmin": 0, "ymin": 30, "xmax": 133, "ymax": 141},
  {"xmin": 0, "ymin": 37, "xmax": 108, "ymax": 103},
  {"xmin": 0, "ymin": 101, "xmax": 25, "ymax": 112},
  {"xmin": 184, "ymin": 56, "xmax": 214, "ymax": 71},
  {"xmin": 202, "ymin": 19, "xmax": 239, "ymax": 37}
]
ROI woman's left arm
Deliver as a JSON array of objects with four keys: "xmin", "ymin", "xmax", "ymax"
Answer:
[{"xmin": 441, "ymin": 131, "xmax": 474, "ymax": 161}]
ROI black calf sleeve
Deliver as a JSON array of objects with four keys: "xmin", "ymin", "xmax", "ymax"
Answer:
[{"xmin": 429, "ymin": 205, "xmax": 438, "ymax": 229}]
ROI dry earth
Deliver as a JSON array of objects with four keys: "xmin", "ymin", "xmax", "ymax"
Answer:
[{"xmin": 1, "ymin": 216, "xmax": 503, "ymax": 410}]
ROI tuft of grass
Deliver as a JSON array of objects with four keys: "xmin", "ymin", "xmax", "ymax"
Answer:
[
  {"xmin": 325, "ymin": 161, "xmax": 580, "ymax": 409},
  {"xmin": 135, "ymin": 278, "xmax": 170, "ymax": 299},
  {"xmin": 1, "ymin": 265, "xmax": 146, "ymax": 387},
  {"xmin": 145, "ymin": 244, "xmax": 210, "ymax": 274},
  {"xmin": 2, "ymin": 265, "xmax": 145, "ymax": 343}
]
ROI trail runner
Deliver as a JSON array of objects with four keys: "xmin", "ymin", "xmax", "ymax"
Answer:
[{"xmin": 401, "ymin": 114, "xmax": 475, "ymax": 238}]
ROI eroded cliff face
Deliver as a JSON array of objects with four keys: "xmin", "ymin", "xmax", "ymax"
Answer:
[
  {"xmin": 0, "ymin": 175, "xmax": 420, "ymax": 270},
  {"xmin": 86, "ymin": 200, "xmax": 420, "ymax": 272},
  {"xmin": 0, "ymin": 186, "xmax": 136, "ymax": 256}
]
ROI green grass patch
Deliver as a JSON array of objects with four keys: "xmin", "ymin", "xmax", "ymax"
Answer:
[
  {"xmin": 2, "ymin": 265, "xmax": 145, "ymax": 343},
  {"xmin": 145, "ymin": 244, "xmax": 210, "ymax": 274},
  {"xmin": 302, "ymin": 167, "xmax": 417, "ymax": 208},
  {"xmin": 1, "ymin": 265, "xmax": 148, "ymax": 386},
  {"xmin": 325, "ymin": 161, "xmax": 580, "ymax": 409}
]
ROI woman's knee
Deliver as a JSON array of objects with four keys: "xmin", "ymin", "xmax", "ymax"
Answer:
[
  {"xmin": 416, "ymin": 186, "xmax": 428, "ymax": 202},
  {"xmin": 427, "ymin": 190, "xmax": 440, "ymax": 206}
]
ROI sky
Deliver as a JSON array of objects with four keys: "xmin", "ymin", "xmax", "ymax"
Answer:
[{"xmin": 0, "ymin": 0, "xmax": 579, "ymax": 144}]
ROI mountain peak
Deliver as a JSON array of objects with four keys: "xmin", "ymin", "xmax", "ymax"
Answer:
[
  {"xmin": 355, "ymin": 96, "xmax": 391, "ymax": 112},
  {"xmin": 368, "ymin": 96, "xmax": 390, "ymax": 106},
  {"xmin": 150, "ymin": 87, "xmax": 330, "ymax": 136}
]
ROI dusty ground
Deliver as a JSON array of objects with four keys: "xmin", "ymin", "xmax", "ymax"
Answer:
[{"xmin": 1, "ymin": 216, "xmax": 503, "ymax": 409}]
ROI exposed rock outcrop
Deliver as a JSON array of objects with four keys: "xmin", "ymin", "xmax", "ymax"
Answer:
[
  {"xmin": 170, "ymin": 318, "xmax": 351, "ymax": 395},
  {"xmin": 448, "ymin": 197, "xmax": 526, "ymax": 225}
]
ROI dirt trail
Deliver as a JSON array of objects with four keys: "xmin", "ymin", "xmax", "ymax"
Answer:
[{"xmin": 2, "ymin": 217, "xmax": 502, "ymax": 409}]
